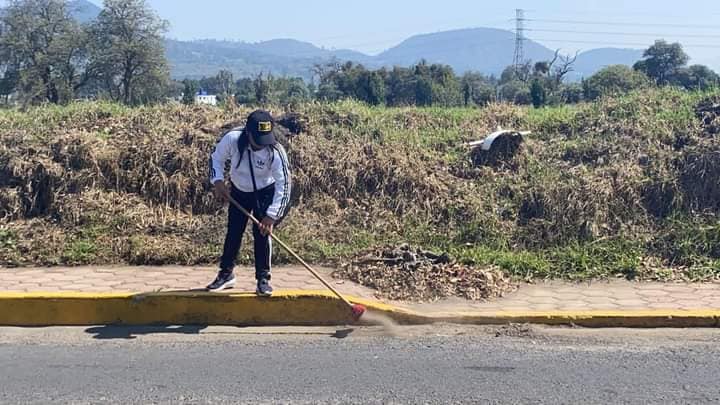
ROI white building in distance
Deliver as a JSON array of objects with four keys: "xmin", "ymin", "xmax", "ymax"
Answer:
[{"xmin": 195, "ymin": 89, "xmax": 217, "ymax": 106}]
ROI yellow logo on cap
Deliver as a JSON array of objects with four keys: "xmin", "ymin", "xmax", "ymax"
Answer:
[{"xmin": 258, "ymin": 121, "xmax": 272, "ymax": 132}]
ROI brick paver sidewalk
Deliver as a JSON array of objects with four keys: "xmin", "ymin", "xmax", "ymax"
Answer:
[
  {"xmin": 0, "ymin": 265, "xmax": 377, "ymax": 300},
  {"xmin": 402, "ymin": 280, "xmax": 720, "ymax": 315},
  {"xmin": 0, "ymin": 266, "xmax": 718, "ymax": 313}
]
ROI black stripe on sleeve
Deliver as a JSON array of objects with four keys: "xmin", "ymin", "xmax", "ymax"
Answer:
[
  {"xmin": 208, "ymin": 156, "xmax": 216, "ymax": 181},
  {"xmin": 276, "ymin": 145, "xmax": 291, "ymax": 217}
]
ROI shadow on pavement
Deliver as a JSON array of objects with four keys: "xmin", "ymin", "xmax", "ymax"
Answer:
[
  {"xmin": 85, "ymin": 325, "xmax": 208, "ymax": 340},
  {"xmin": 331, "ymin": 328, "xmax": 354, "ymax": 339},
  {"xmin": 84, "ymin": 325, "xmax": 355, "ymax": 340}
]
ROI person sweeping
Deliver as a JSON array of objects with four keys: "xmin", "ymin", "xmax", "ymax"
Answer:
[{"xmin": 207, "ymin": 109, "xmax": 292, "ymax": 295}]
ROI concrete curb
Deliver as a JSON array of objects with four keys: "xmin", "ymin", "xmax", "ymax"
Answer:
[
  {"xmin": 0, "ymin": 291, "xmax": 415, "ymax": 326},
  {"xmin": 416, "ymin": 310, "xmax": 720, "ymax": 328},
  {"xmin": 0, "ymin": 291, "xmax": 718, "ymax": 327}
]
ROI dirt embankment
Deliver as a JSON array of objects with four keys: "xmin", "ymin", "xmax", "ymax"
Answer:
[{"xmin": 1, "ymin": 90, "xmax": 719, "ymax": 294}]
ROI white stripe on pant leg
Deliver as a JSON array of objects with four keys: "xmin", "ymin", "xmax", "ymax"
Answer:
[{"xmin": 268, "ymin": 237, "xmax": 272, "ymax": 272}]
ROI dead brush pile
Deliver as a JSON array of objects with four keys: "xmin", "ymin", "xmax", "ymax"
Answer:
[
  {"xmin": 696, "ymin": 97, "xmax": 720, "ymax": 136},
  {"xmin": 336, "ymin": 244, "xmax": 516, "ymax": 301}
]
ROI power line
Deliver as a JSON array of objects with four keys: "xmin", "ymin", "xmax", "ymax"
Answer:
[
  {"xmin": 531, "ymin": 38, "xmax": 720, "ymax": 49},
  {"xmin": 527, "ymin": 28, "xmax": 720, "ymax": 39},
  {"xmin": 529, "ymin": 9, "xmax": 720, "ymax": 20},
  {"xmin": 527, "ymin": 18, "xmax": 720, "ymax": 29}
]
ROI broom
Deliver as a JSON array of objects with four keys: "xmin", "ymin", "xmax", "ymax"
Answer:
[{"xmin": 227, "ymin": 195, "xmax": 367, "ymax": 322}]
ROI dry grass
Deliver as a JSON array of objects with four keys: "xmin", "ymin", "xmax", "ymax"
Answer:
[{"xmin": 1, "ymin": 89, "xmax": 720, "ymax": 289}]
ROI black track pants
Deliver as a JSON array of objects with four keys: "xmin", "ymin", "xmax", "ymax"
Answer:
[{"xmin": 219, "ymin": 183, "xmax": 274, "ymax": 280}]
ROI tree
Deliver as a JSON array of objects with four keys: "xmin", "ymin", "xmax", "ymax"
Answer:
[
  {"xmin": 88, "ymin": 0, "xmax": 169, "ymax": 104},
  {"xmin": 356, "ymin": 70, "xmax": 386, "ymax": 105},
  {"xmin": 181, "ymin": 79, "xmax": 198, "ymax": 105},
  {"xmin": 0, "ymin": 0, "xmax": 88, "ymax": 104},
  {"xmin": 426, "ymin": 63, "xmax": 462, "ymax": 106},
  {"xmin": 583, "ymin": 65, "xmax": 651, "ymax": 100},
  {"xmin": 523, "ymin": 50, "xmax": 578, "ymax": 106},
  {"xmin": 633, "ymin": 40, "xmax": 689, "ymax": 85},
  {"xmin": 501, "ymin": 62, "xmax": 531, "ymax": 84},
  {"xmin": 386, "ymin": 66, "xmax": 415, "ymax": 106},
  {"xmin": 235, "ymin": 77, "xmax": 255, "ymax": 104},
  {"xmin": 669, "ymin": 65, "xmax": 720, "ymax": 91},
  {"xmin": 196, "ymin": 71, "xmax": 235, "ymax": 101},
  {"xmin": 461, "ymin": 72, "xmax": 495, "ymax": 106},
  {"xmin": 164, "ymin": 79, "xmax": 184, "ymax": 100},
  {"xmin": 534, "ymin": 61, "xmax": 550, "ymax": 76},
  {"xmin": 254, "ymin": 75, "xmax": 310, "ymax": 105},
  {"xmin": 414, "ymin": 76, "xmax": 433, "ymax": 106},
  {"xmin": 283, "ymin": 78, "xmax": 310, "ymax": 104},
  {"xmin": 551, "ymin": 52, "xmax": 579, "ymax": 85},
  {"xmin": 0, "ymin": 28, "xmax": 19, "ymax": 104},
  {"xmin": 312, "ymin": 60, "xmax": 464, "ymax": 107},
  {"xmin": 313, "ymin": 60, "xmax": 345, "ymax": 101},
  {"xmin": 560, "ymin": 83, "xmax": 584, "ymax": 104},
  {"xmin": 253, "ymin": 73, "xmax": 270, "ymax": 104},
  {"xmin": 530, "ymin": 79, "xmax": 546, "ymax": 108},
  {"xmin": 0, "ymin": 69, "xmax": 19, "ymax": 104},
  {"xmin": 499, "ymin": 80, "xmax": 531, "ymax": 104},
  {"xmin": 215, "ymin": 70, "xmax": 234, "ymax": 100}
]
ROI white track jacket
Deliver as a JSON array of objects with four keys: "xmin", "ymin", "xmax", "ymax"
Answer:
[{"xmin": 209, "ymin": 129, "xmax": 291, "ymax": 221}]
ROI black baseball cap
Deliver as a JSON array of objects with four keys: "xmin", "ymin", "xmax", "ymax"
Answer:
[{"xmin": 245, "ymin": 109, "xmax": 277, "ymax": 146}]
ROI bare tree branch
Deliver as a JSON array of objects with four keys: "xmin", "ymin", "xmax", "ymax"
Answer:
[
  {"xmin": 553, "ymin": 51, "xmax": 579, "ymax": 85},
  {"xmin": 546, "ymin": 49, "xmax": 561, "ymax": 72}
]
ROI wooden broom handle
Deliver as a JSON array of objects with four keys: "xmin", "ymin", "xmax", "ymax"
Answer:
[{"xmin": 226, "ymin": 195, "xmax": 354, "ymax": 308}]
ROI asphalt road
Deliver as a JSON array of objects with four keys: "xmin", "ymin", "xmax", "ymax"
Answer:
[{"xmin": 1, "ymin": 325, "xmax": 719, "ymax": 404}]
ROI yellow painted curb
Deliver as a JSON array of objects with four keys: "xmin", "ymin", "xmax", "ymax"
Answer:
[
  {"xmin": 416, "ymin": 309, "xmax": 720, "ymax": 328},
  {"xmin": 0, "ymin": 291, "xmax": 718, "ymax": 327},
  {"xmin": 0, "ymin": 290, "xmax": 419, "ymax": 326}
]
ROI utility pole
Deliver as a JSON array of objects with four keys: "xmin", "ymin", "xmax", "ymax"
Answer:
[{"xmin": 513, "ymin": 8, "xmax": 526, "ymax": 78}]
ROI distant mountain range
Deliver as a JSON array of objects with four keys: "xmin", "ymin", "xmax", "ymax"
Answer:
[
  {"xmin": 166, "ymin": 30, "xmax": 644, "ymax": 82},
  {"xmin": 68, "ymin": 0, "xmax": 644, "ymax": 81}
]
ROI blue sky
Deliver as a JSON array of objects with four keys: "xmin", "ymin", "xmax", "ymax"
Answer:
[{"xmin": 84, "ymin": 0, "xmax": 720, "ymax": 69}]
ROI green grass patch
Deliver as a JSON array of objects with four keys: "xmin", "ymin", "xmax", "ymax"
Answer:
[
  {"xmin": 685, "ymin": 260, "xmax": 720, "ymax": 282},
  {"xmin": 451, "ymin": 245, "xmax": 551, "ymax": 280},
  {"xmin": 656, "ymin": 218, "xmax": 720, "ymax": 265},
  {"xmin": 291, "ymin": 229, "xmax": 383, "ymax": 263},
  {"xmin": 0, "ymin": 227, "xmax": 18, "ymax": 250},
  {"xmin": 547, "ymin": 239, "xmax": 642, "ymax": 280},
  {"xmin": 62, "ymin": 240, "xmax": 98, "ymax": 264},
  {"xmin": 526, "ymin": 104, "xmax": 581, "ymax": 138},
  {"xmin": 446, "ymin": 239, "xmax": 642, "ymax": 281},
  {"xmin": 0, "ymin": 101, "xmax": 132, "ymax": 135}
]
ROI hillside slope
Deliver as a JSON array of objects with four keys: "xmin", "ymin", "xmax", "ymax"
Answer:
[
  {"xmin": 67, "ymin": 0, "xmax": 100, "ymax": 23},
  {"xmin": 572, "ymin": 48, "xmax": 645, "ymax": 79},
  {"xmin": 376, "ymin": 28, "xmax": 555, "ymax": 75}
]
